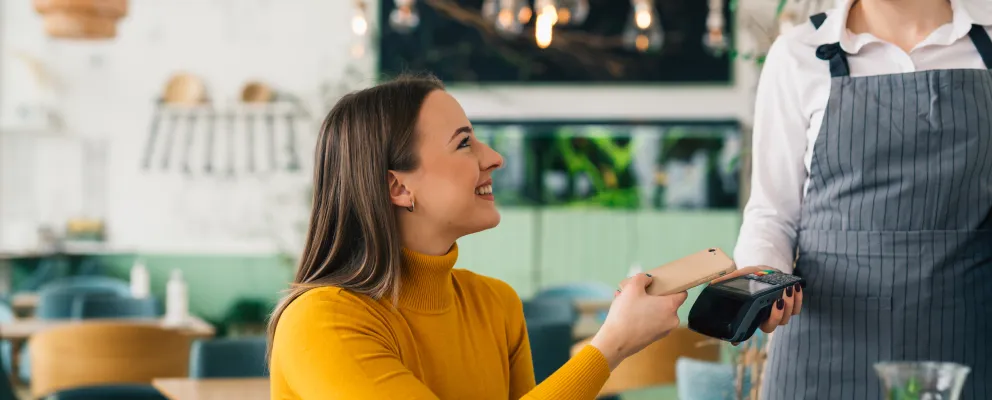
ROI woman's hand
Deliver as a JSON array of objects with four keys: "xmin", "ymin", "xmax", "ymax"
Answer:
[
  {"xmin": 589, "ymin": 273, "xmax": 688, "ymax": 370},
  {"xmin": 712, "ymin": 266, "xmax": 803, "ymax": 340}
]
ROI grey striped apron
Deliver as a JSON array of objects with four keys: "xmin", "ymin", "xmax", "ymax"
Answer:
[{"xmin": 761, "ymin": 13, "xmax": 992, "ymax": 400}]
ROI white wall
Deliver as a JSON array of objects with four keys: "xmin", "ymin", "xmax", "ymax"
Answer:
[{"xmin": 0, "ymin": 0, "xmax": 758, "ymax": 255}]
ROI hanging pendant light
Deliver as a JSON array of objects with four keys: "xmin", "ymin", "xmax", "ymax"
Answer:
[
  {"xmin": 351, "ymin": 1, "xmax": 370, "ymax": 58},
  {"xmin": 534, "ymin": 0, "xmax": 559, "ymax": 48},
  {"xmin": 389, "ymin": 0, "xmax": 420, "ymax": 33},
  {"xmin": 702, "ymin": 0, "xmax": 729, "ymax": 56},
  {"xmin": 622, "ymin": 0, "xmax": 664, "ymax": 53},
  {"xmin": 555, "ymin": 0, "xmax": 589, "ymax": 26},
  {"xmin": 34, "ymin": 0, "xmax": 128, "ymax": 40},
  {"xmin": 483, "ymin": 0, "xmax": 530, "ymax": 36}
]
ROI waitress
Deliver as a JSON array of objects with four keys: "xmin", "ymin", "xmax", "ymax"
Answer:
[{"xmin": 729, "ymin": 0, "xmax": 992, "ymax": 398}]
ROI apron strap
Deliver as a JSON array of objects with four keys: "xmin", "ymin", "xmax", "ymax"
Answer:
[
  {"xmin": 968, "ymin": 24, "xmax": 992, "ymax": 69},
  {"xmin": 809, "ymin": 13, "xmax": 851, "ymax": 77}
]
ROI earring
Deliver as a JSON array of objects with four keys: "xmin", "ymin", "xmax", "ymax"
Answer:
[{"xmin": 406, "ymin": 199, "xmax": 415, "ymax": 212}]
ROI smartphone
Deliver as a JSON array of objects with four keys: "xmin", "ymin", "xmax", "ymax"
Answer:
[{"xmin": 645, "ymin": 248, "xmax": 737, "ymax": 296}]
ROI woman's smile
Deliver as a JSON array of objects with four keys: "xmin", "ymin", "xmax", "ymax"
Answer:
[{"xmin": 475, "ymin": 180, "xmax": 494, "ymax": 201}]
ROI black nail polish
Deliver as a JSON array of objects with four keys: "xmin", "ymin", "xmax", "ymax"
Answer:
[
  {"xmin": 776, "ymin": 299, "xmax": 785, "ymax": 310},
  {"xmin": 646, "ymin": 273, "xmax": 652, "ymax": 277},
  {"xmin": 786, "ymin": 286, "xmax": 793, "ymax": 297},
  {"xmin": 795, "ymin": 283, "xmax": 802, "ymax": 293}
]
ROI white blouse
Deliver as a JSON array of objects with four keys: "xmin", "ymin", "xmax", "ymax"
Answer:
[{"xmin": 733, "ymin": 0, "xmax": 992, "ymax": 273}]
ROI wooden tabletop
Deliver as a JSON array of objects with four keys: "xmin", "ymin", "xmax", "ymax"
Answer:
[
  {"xmin": 11, "ymin": 293, "xmax": 39, "ymax": 314},
  {"xmin": 0, "ymin": 316, "xmax": 216, "ymax": 340},
  {"xmin": 153, "ymin": 378, "xmax": 269, "ymax": 400}
]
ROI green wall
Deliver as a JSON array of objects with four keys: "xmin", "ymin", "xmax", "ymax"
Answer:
[{"xmin": 94, "ymin": 209, "xmax": 739, "ymax": 323}]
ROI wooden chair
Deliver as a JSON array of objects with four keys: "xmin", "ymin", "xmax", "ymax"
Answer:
[
  {"xmin": 28, "ymin": 321, "xmax": 192, "ymax": 398},
  {"xmin": 571, "ymin": 327, "xmax": 721, "ymax": 397}
]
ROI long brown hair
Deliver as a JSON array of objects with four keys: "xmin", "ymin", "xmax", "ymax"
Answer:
[{"xmin": 266, "ymin": 74, "xmax": 445, "ymax": 359}]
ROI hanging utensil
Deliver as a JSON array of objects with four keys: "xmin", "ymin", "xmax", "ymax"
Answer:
[
  {"xmin": 155, "ymin": 73, "xmax": 207, "ymax": 171},
  {"xmin": 266, "ymin": 111, "xmax": 277, "ymax": 171},
  {"xmin": 141, "ymin": 98, "xmax": 163, "ymax": 170},
  {"xmin": 244, "ymin": 111, "xmax": 256, "ymax": 172},
  {"xmin": 240, "ymin": 81, "xmax": 274, "ymax": 174},
  {"xmin": 285, "ymin": 112, "xmax": 301, "ymax": 172},
  {"xmin": 204, "ymin": 108, "xmax": 216, "ymax": 174},
  {"xmin": 180, "ymin": 110, "xmax": 197, "ymax": 175},
  {"xmin": 225, "ymin": 111, "xmax": 236, "ymax": 177},
  {"xmin": 159, "ymin": 109, "xmax": 180, "ymax": 170}
]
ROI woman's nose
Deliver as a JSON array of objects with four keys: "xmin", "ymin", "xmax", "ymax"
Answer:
[{"xmin": 479, "ymin": 142, "xmax": 504, "ymax": 171}]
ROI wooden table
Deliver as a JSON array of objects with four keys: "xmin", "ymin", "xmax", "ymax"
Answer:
[
  {"xmin": 0, "ymin": 316, "xmax": 215, "ymax": 341},
  {"xmin": 11, "ymin": 293, "xmax": 39, "ymax": 316},
  {"xmin": 572, "ymin": 299, "xmax": 611, "ymax": 339},
  {"xmin": 0, "ymin": 316, "xmax": 215, "ymax": 383},
  {"xmin": 153, "ymin": 378, "xmax": 269, "ymax": 400}
]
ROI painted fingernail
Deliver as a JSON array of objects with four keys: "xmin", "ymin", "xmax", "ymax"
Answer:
[
  {"xmin": 646, "ymin": 273, "xmax": 652, "ymax": 277},
  {"xmin": 795, "ymin": 283, "xmax": 802, "ymax": 292},
  {"xmin": 776, "ymin": 299, "xmax": 785, "ymax": 310},
  {"xmin": 786, "ymin": 286, "xmax": 793, "ymax": 297}
]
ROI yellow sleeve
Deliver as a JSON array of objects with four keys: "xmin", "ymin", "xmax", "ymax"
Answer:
[
  {"xmin": 493, "ymin": 279, "xmax": 612, "ymax": 400},
  {"xmin": 272, "ymin": 290, "xmax": 440, "ymax": 400}
]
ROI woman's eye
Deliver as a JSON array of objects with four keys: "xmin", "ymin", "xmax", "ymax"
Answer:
[{"xmin": 457, "ymin": 137, "xmax": 471, "ymax": 149}]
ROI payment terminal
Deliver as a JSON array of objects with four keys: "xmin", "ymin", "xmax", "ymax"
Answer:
[{"xmin": 687, "ymin": 269, "xmax": 805, "ymax": 343}]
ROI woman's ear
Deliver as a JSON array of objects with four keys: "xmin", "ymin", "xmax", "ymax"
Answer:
[{"xmin": 387, "ymin": 171, "xmax": 414, "ymax": 209}]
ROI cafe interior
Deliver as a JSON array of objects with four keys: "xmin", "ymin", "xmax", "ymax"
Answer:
[{"xmin": 0, "ymin": 0, "xmax": 834, "ymax": 399}]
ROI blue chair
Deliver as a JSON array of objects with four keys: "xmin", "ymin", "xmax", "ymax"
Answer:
[
  {"xmin": 0, "ymin": 302, "xmax": 14, "ymax": 400},
  {"xmin": 533, "ymin": 283, "xmax": 615, "ymax": 302},
  {"xmin": 676, "ymin": 357, "xmax": 745, "ymax": 400},
  {"xmin": 72, "ymin": 296, "xmax": 159, "ymax": 319},
  {"xmin": 523, "ymin": 297, "xmax": 576, "ymax": 325},
  {"xmin": 36, "ymin": 277, "xmax": 131, "ymax": 319},
  {"xmin": 525, "ymin": 320, "xmax": 573, "ymax": 384},
  {"xmin": 44, "ymin": 385, "xmax": 167, "ymax": 400},
  {"xmin": 24, "ymin": 277, "xmax": 134, "ymax": 382},
  {"xmin": 533, "ymin": 283, "xmax": 614, "ymax": 323},
  {"xmin": 41, "ymin": 275, "xmax": 131, "ymax": 296},
  {"xmin": 189, "ymin": 337, "xmax": 269, "ymax": 378}
]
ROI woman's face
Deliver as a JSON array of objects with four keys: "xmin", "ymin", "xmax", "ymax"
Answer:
[{"xmin": 393, "ymin": 90, "xmax": 504, "ymax": 239}]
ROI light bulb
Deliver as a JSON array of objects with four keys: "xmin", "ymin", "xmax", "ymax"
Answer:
[
  {"xmin": 702, "ymin": 2, "xmax": 728, "ymax": 57},
  {"xmin": 389, "ymin": 0, "xmax": 420, "ymax": 33},
  {"xmin": 703, "ymin": 28, "xmax": 729, "ymax": 56},
  {"xmin": 484, "ymin": 0, "xmax": 527, "ymax": 36},
  {"xmin": 623, "ymin": 0, "xmax": 663, "ymax": 53},
  {"xmin": 518, "ymin": 5, "xmax": 532, "ymax": 23},
  {"xmin": 352, "ymin": 13, "xmax": 368, "ymax": 36},
  {"xmin": 535, "ymin": 12, "xmax": 554, "ymax": 48},
  {"xmin": 351, "ymin": 43, "xmax": 366, "ymax": 58},
  {"xmin": 555, "ymin": 0, "xmax": 589, "ymax": 25},
  {"xmin": 634, "ymin": 3, "xmax": 652, "ymax": 29}
]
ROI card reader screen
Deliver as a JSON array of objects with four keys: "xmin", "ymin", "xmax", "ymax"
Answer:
[{"xmin": 720, "ymin": 278, "xmax": 776, "ymax": 294}]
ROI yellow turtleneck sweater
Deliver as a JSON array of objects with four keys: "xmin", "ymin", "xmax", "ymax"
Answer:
[{"xmin": 270, "ymin": 244, "xmax": 611, "ymax": 399}]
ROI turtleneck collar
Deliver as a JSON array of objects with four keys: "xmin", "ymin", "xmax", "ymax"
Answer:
[{"xmin": 398, "ymin": 243, "xmax": 458, "ymax": 313}]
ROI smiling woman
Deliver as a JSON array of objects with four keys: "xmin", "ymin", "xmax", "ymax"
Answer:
[{"xmin": 265, "ymin": 74, "xmax": 688, "ymax": 399}]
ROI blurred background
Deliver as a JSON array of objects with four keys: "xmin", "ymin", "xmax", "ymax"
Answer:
[{"xmin": 0, "ymin": 0, "xmax": 831, "ymax": 399}]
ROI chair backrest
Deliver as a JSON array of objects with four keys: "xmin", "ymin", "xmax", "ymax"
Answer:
[
  {"xmin": 189, "ymin": 337, "xmax": 269, "ymax": 378},
  {"xmin": 533, "ymin": 283, "xmax": 615, "ymax": 302},
  {"xmin": 46, "ymin": 384, "xmax": 168, "ymax": 400},
  {"xmin": 41, "ymin": 276, "xmax": 131, "ymax": 296},
  {"xmin": 525, "ymin": 320, "xmax": 573, "ymax": 384},
  {"xmin": 522, "ymin": 297, "xmax": 576, "ymax": 325},
  {"xmin": 72, "ymin": 296, "xmax": 159, "ymax": 319},
  {"xmin": 0, "ymin": 304, "xmax": 18, "ymax": 400},
  {"xmin": 29, "ymin": 321, "xmax": 192, "ymax": 398},
  {"xmin": 36, "ymin": 277, "xmax": 131, "ymax": 320}
]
